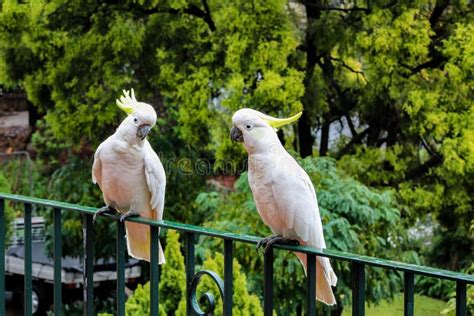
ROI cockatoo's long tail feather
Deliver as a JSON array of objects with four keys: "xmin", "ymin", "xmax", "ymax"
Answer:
[
  {"xmin": 125, "ymin": 221, "xmax": 165, "ymax": 264},
  {"xmin": 296, "ymin": 252, "xmax": 337, "ymax": 305}
]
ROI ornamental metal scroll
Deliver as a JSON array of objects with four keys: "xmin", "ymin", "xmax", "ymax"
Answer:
[{"xmin": 188, "ymin": 270, "xmax": 225, "ymax": 315}]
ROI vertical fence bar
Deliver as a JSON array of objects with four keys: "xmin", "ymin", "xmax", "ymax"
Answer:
[
  {"xmin": 116, "ymin": 221, "xmax": 126, "ymax": 316},
  {"xmin": 264, "ymin": 247, "xmax": 274, "ymax": 316},
  {"xmin": 185, "ymin": 232, "xmax": 195, "ymax": 316},
  {"xmin": 352, "ymin": 262, "xmax": 365, "ymax": 316},
  {"xmin": 224, "ymin": 239, "xmax": 233, "ymax": 316},
  {"xmin": 186, "ymin": 232, "xmax": 194, "ymax": 316},
  {"xmin": 306, "ymin": 254, "xmax": 316, "ymax": 316},
  {"xmin": 53, "ymin": 208, "xmax": 62, "ymax": 315},
  {"xmin": 83, "ymin": 214, "xmax": 94, "ymax": 316},
  {"xmin": 456, "ymin": 281, "xmax": 467, "ymax": 316},
  {"xmin": 0, "ymin": 198, "xmax": 5, "ymax": 316},
  {"xmin": 150, "ymin": 225, "xmax": 160, "ymax": 316},
  {"xmin": 404, "ymin": 272, "xmax": 414, "ymax": 316},
  {"xmin": 24, "ymin": 203, "xmax": 32, "ymax": 316}
]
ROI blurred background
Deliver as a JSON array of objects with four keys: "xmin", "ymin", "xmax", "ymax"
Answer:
[{"xmin": 0, "ymin": 0, "xmax": 472, "ymax": 315}]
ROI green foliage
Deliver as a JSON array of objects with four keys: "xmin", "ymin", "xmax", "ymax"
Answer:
[
  {"xmin": 197, "ymin": 157, "xmax": 414, "ymax": 313},
  {"xmin": 159, "ymin": 230, "xmax": 186, "ymax": 315},
  {"xmin": 0, "ymin": 170, "xmax": 14, "ymax": 242},
  {"xmin": 125, "ymin": 230, "xmax": 186, "ymax": 316},
  {"xmin": 342, "ymin": 293, "xmax": 447, "ymax": 316}
]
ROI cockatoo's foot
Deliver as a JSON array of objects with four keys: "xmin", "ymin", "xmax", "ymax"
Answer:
[
  {"xmin": 93, "ymin": 206, "xmax": 116, "ymax": 224},
  {"xmin": 256, "ymin": 235, "xmax": 300, "ymax": 255},
  {"xmin": 119, "ymin": 211, "xmax": 140, "ymax": 223}
]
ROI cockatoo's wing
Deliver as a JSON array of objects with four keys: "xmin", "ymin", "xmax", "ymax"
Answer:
[
  {"xmin": 271, "ymin": 157, "xmax": 337, "ymax": 305},
  {"xmin": 143, "ymin": 140, "xmax": 166, "ymax": 220},
  {"xmin": 271, "ymin": 161, "xmax": 323, "ymax": 246},
  {"xmin": 92, "ymin": 142, "xmax": 105, "ymax": 186}
]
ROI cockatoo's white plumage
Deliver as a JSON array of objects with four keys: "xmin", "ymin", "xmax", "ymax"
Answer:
[
  {"xmin": 92, "ymin": 89, "xmax": 166, "ymax": 263},
  {"xmin": 231, "ymin": 108, "xmax": 337, "ymax": 305}
]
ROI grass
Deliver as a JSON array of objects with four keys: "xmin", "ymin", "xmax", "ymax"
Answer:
[{"xmin": 342, "ymin": 293, "xmax": 447, "ymax": 316}]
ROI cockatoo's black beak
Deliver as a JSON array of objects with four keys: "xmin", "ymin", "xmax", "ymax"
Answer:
[
  {"xmin": 137, "ymin": 124, "xmax": 151, "ymax": 140},
  {"xmin": 230, "ymin": 126, "xmax": 243, "ymax": 142}
]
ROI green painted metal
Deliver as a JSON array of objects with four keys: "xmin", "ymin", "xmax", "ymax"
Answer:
[
  {"xmin": 404, "ymin": 272, "xmax": 414, "ymax": 316},
  {"xmin": 24, "ymin": 203, "xmax": 32, "ymax": 316},
  {"xmin": 189, "ymin": 270, "xmax": 224, "ymax": 314},
  {"xmin": 116, "ymin": 221, "xmax": 126, "ymax": 316},
  {"xmin": 83, "ymin": 214, "xmax": 94, "ymax": 316},
  {"xmin": 352, "ymin": 262, "xmax": 365, "ymax": 316},
  {"xmin": 306, "ymin": 254, "xmax": 316, "ymax": 316},
  {"xmin": 1, "ymin": 192, "xmax": 474, "ymax": 316},
  {"xmin": 150, "ymin": 225, "xmax": 160, "ymax": 316},
  {"xmin": 456, "ymin": 282, "xmax": 466, "ymax": 316},
  {"xmin": 264, "ymin": 247, "xmax": 273, "ymax": 316},
  {"xmin": 224, "ymin": 239, "xmax": 233, "ymax": 316},
  {"xmin": 0, "ymin": 198, "xmax": 5, "ymax": 316},
  {"xmin": 1, "ymin": 192, "xmax": 472, "ymax": 285},
  {"xmin": 185, "ymin": 232, "xmax": 195, "ymax": 316},
  {"xmin": 53, "ymin": 208, "xmax": 62, "ymax": 315}
]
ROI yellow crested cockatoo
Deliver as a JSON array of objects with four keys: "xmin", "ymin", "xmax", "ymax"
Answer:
[
  {"xmin": 230, "ymin": 108, "xmax": 337, "ymax": 305},
  {"xmin": 92, "ymin": 89, "xmax": 166, "ymax": 263}
]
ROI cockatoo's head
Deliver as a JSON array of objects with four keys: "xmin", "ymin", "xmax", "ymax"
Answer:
[
  {"xmin": 115, "ymin": 89, "xmax": 157, "ymax": 143},
  {"xmin": 231, "ymin": 108, "xmax": 302, "ymax": 154}
]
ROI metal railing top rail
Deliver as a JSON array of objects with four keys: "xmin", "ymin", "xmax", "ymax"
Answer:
[{"xmin": 1, "ymin": 192, "xmax": 473, "ymax": 285}]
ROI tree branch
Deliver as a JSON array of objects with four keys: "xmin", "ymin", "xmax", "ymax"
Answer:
[
  {"xmin": 141, "ymin": 2, "xmax": 215, "ymax": 32},
  {"xmin": 335, "ymin": 127, "xmax": 369, "ymax": 159},
  {"xmin": 344, "ymin": 114, "xmax": 358, "ymax": 138},
  {"xmin": 331, "ymin": 57, "xmax": 368, "ymax": 83},
  {"xmin": 300, "ymin": 1, "xmax": 370, "ymax": 13}
]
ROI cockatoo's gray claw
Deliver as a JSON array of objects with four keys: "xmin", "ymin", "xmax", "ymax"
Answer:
[
  {"xmin": 119, "ymin": 211, "xmax": 139, "ymax": 223},
  {"xmin": 93, "ymin": 206, "xmax": 116, "ymax": 224},
  {"xmin": 257, "ymin": 235, "xmax": 300, "ymax": 256}
]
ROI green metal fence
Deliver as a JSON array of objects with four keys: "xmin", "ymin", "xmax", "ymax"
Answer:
[{"xmin": 0, "ymin": 192, "xmax": 472, "ymax": 316}]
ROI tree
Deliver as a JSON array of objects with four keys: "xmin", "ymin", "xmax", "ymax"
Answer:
[
  {"xmin": 0, "ymin": 171, "xmax": 15, "ymax": 243},
  {"xmin": 283, "ymin": 0, "xmax": 474, "ymax": 270}
]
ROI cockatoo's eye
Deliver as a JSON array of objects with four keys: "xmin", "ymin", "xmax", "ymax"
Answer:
[
  {"xmin": 245, "ymin": 124, "xmax": 252, "ymax": 131},
  {"xmin": 133, "ymin": 117, "xmax": 139, "ymax": 124}
]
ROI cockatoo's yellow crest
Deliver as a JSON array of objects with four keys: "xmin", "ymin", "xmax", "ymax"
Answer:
[
  {"xmin": 116, "ymin": 89, "xmax": 138, "ymax": 115},
  {"xmin": 258, "ymin": 111, "xmax": 302, "ymax": 129}
]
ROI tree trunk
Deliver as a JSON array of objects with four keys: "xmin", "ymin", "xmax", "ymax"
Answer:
[
  {"xmin": 298, "ymin": 0, "xmax": 322, "ymax": 158},
  {"xmin": 298, "ymin": 111, "xmax": 314, "ymax": 157},
  {"xmin": 319, "ymin": 116, "xmax": 330, "ymax": 156}
]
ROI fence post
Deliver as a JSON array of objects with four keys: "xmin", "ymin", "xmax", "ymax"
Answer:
[
  {"xmin": 24, "ymin": 203, "xmax": 32, "ymax": 315},
  {"xmin": 264, "ymin": 248, "xmax": 274, "ymax": 316},
  {"xmin": 150, "ymin": 226, "xmax": 160, "ymax": 316},
  {"xmin": 0, "ymin": 198, "xmax": 5, "ymax": 316},
  {"xmin": 83, "ymin": 214, "xmax": 94, "ymax": 316},
  {"xmin": 224, "ymin": 239, "xmax": 233, "ymax": 316},
  {"xmin": 306, "ymin": 254, "xmax": 316, "ymax": 316},
  {"xmin": 116, "ymin": 221, "xmax": 126, "ymax": 316},
  {"xmin": 456, "ymin": 281, "xmax": 467, "ymax": 316},
  {"xmin": 53, "ymin": 208, "xmax": 62, "ymax": 315},
  {"xmin": 352, "ymin": 262, "xmax": 365, "ymax": 316},
  {"xmin": 186, "ymin": 232, "xmax": 195, "ymax": 316},
  {"xmin": 404, "ymin": 272, "xmax": 414, "ymax": 316}
]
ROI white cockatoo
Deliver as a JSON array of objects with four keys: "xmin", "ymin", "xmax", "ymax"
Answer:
[
  {"xmin": 230, "ymin": 108, "xmax": 337, "ymax": 305},
  {"xmin": 92, "ymin": 89, "xmax": 166, "ymax": 263}
]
